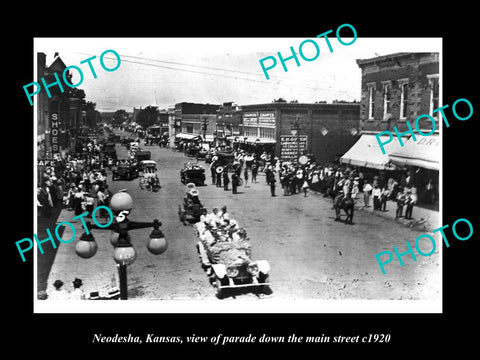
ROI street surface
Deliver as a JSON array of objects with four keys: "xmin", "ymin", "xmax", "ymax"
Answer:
[{"xmin": 44, "ymin": 129, "xmax": 441, "ymax": 303}]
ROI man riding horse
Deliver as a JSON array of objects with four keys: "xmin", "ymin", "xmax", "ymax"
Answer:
[{"xmin": 333, "ymin": 174, "xmax": 354, "ymax": 224}]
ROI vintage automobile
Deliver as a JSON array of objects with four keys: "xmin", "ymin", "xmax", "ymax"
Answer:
[
  {"xmin": 112, "ymin": 164, "xmax": 138, "ymax": 181},
  {"xmin": 102, "ymin": 142, "xmax": 117, "ymax": 160},
  {"xmin": 180, "ymin": 162, "xmax": 206, "ymax": 186},
  {"xmin": 134, "ymin": 150, "xmax": 151, "ymax": 161},
  {"xmin": 213, "ymin": 150, "xmax": 235, "ymax": 167},
  {"xmin": 138, "ymin": 160, "xmax": 160, "ymax": 191},
  {"xmin": 194, "ymin": 222, "xmax": 271, "ymax": 299},
  {"xmin": 178, "ymin": 186, "xmax": 206, "ymax": 224}
]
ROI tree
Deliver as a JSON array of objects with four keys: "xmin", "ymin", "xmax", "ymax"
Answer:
[
  {"xmin": 113, "ymin": 109, "xmax": 128, "ymax": 126},
  {"xmin": 272, "ymin": 97, "xmax": 287, "ymax": 103},
  {"xmin": 83, "ymin": 101, "xmax": 98, "ymax": 128},
  {"xmin": 136, "ymin": 106, "xmax": 159, "ymax": 128}
]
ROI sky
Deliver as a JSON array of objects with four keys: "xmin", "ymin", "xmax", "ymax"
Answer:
[{"xmin": 34, "ymin": 37, "xmax": 442, "ymax": 113}]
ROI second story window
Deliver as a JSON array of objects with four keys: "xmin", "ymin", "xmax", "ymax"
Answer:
[
  {"xmin": 382, "ymin": 82, "xmax": 392, "ymax": 120},
  {"xmin": 367, "ymin": 83, "xmax": 375, "ymax": 120},
  {"xmin": 399, "ymin": 79, "xmax": 409, "ymax": 120},
  {"xmin": 428, "ymin": 75, "xmax": 439, "ymax": 118}
]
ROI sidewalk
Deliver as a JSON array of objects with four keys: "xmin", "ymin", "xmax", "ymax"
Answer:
[
  {"xmin": 351, "ymin": 193, "xmax": 439, "ymax": 232},
  {"xmin": 43, "ymin": 207, "xmax": 120, "ymax": 298}
]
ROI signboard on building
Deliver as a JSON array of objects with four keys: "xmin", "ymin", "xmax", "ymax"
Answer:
[
  {"xmin": 243, "ymin": 112, "xmax": 258, "ymax": 126},
  {"xmin": 50, "ymin": 113, "xmax": 60, "ymax": 154},
  {"xmin": 258, "ymin": 111, "xmax": 276, "ymax": 128},
  {"xmin": 280, "ymin": 135, "xmax": 308, "ymax": 160}
]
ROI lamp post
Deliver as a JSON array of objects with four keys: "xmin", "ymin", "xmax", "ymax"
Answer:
[{"xmin": 75, "ymin": 191, "xmax": 167, "ymax": 300}]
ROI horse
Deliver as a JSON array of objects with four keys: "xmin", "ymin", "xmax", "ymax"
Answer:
[{"xmin": 333, "ymin": 192, "xmax": 354, "ymax": 224}]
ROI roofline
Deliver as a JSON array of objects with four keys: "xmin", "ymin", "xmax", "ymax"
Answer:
[{"xmin": 355, "ymin": 52, "xmax": 438, "ymax": 67}]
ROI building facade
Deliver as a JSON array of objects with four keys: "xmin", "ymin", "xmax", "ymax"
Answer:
[
  {"xmin": 174, "ymin": 102, "xmax": 221, "ymax": 140},
  {"xmin": 356, "ymin": 52, "xmax": 439, "ymax": 134},
  {"xmin": 342, "ymin": 52, "xmax": 440, "ymax": 207},
  {"xmin": 37, "ymin": 52, "xmax": 75, "ymax": 159},
  {"xmin": 238, "ymin": 102, "xmax": 360, "ymax": 164}
]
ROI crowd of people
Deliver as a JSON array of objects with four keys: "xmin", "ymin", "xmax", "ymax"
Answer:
[
  {"xmin": 37, "ymin": 138, "xmax": 114, "ymax": 220},
  {"xmin": 196, "ymin": 147, "xmax": 434, "ymax": 221}
]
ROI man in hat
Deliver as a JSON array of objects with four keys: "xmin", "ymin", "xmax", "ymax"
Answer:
[
  {"xmin": 70, "ymin": 278, "xmax": 85, "ymax": 300},
  {"xmin": 48, "ymin": 279, "xmax": 70, "ymax": 300},
  {"xmin": 216, "ymin": 166, "xmax": 223, "ymax": 187},
  {"xmin": 223, "ymin": 169, "xmax": 230, "ymax": 190},
  {"xmin": 219, "ymin": 206, "xmax": 229, "ymax": 223},
  {"xmin": 231, "ymin": 172, "xmax": 240, "ymax": 194}
]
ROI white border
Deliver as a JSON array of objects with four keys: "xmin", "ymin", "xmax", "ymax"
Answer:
[{"xmin": 33, "ymin": 37, "xmax": 443, "ymax": 314}]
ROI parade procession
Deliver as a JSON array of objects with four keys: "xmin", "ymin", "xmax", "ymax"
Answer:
[{"xmin": 33, "ymin": 41, "xmax": 441, "ymax": 311}]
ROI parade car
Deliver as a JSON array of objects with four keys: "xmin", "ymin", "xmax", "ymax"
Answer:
[
  {"xmin": 180, "ymin": 162, "xmax": 206, "ymax": 186},
  {"xmin": 194, "ymin": 222, "xmax": 271, "ymax": 299},
  {"xmin": 112, "ymin": 164, "xmax": 138, "ymax": 181},
  {"xmin": 178, "ymin": 186, "xmax": 206, "ymax": 224},
  {"xmin": 138, "ymin": 160, "xmax": 160, "ymax": 191}
]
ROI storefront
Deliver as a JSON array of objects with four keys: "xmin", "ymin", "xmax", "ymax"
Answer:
[
  {"xmin": 340, "ymin": 134, "xmax": 403, "ymax": 170},
  {"xmin": 388, "ymin": 135, "xmax": 440, "ymax": 207}
]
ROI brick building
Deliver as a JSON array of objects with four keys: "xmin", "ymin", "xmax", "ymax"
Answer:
[
  {"xmin": 236, "ymin": 102, "xmax": 361, "ymax": 164},
  {"xmin": 37, "ymin": 52, "xmax": 80, "ymax": 159},
  {"xmin": 341, "ymin": 52, "xmax": 440, "ymax": 206},
  {"xmin": 356, "ymin": 52, "xmax": 439, "ymax": 134},
  {"xmin": 174, "ymin": 102, "xmax": 220, "ymax": 141}
]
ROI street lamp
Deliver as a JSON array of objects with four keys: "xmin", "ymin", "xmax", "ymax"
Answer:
[{"xmin": 74, "ymin": 191, "xmax": 167, "ymax": 300}]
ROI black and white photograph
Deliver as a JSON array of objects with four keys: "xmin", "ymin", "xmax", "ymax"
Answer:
[{"xmin": 31, "ymin": 37, "xmax": 443, "ymax": 313}]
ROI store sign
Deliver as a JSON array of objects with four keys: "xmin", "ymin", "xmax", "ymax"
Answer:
[
  {"xmin": 258, "ymin": 111, "xmax": 276, "ymax": 128},
  {"xmin": 280, "ymin": 135, "xmax": 308, "ymax": 159},
  {"xmin": 243, "ymin": 112, "xmax": 258, "ymax": 126},
  {"xmin": 37, "ymin": 159, "xmax": 56, "ymax": 167},
  {"xmin": 50, "ymin": 113, "xmax": 60, "ymax": 154}
]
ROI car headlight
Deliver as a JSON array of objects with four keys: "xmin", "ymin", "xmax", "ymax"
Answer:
[
  {"xmin": 226, "ymin": 266, "xmax": 239, "ymax": 278},
  {"xmin": 246, "ymin": 262, "xmax": 259, "ymax": 276}
]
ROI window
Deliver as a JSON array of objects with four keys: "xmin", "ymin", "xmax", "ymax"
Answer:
[
  {"xmin": 399, "ymin": 79, "xmax": 409, "ymax": 120},
  {"xmin": 367, "ymin": 84, "xmax": 375, "ymax": 120},
  {"xmin": 382, "ymin": 81, "xmax": 392, "ymax": 120},
  {"xmin": 244, "ymin": 126, "xmax": 257, "ymax": 137},
  {"xmin": 428, "ymin": 75, "xmax": 439, "ymax": 118},
  {"xmin": 259, "ymin": 127, "xmax": 275, "ymax": 139}
]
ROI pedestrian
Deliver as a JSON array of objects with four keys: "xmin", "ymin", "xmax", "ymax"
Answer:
[
  {"xmin": 210, "ymin": 163, "xmax": 216, "ymax": 185},
  {"xmin": 73, "ymin": 186, "xmax": 84, "ymax": 215},
  {"xmin": 223, "ymin": 170, "xmax": 230, "ymax": 191},
  {"xmin": 231, "ymin": 172, "xmax": 239, "ymax": 194},
  {"xmin": 48, "ymin": 280, "xmax": 70, "ymax": 300},
  {"xmin": 216, "ymin": 167, "xmax": 223, "ymax": 187},
  {"xmin": 363, "ymin": 180, "xmax": 372, "ymax": 208},
  {"xmin": 70, "ymin": 278, "xmax": 86, "ymax": 300},
  {"xmin": 380, "ymin": 186, "xmax": 389, "ymax": 212},
  {"xmin": 395, "ymin": 187, "xmax": 405, "ymax": 218},
  {"xmin": 372, "ymin": 184, "xmax": 381, "ymax": 210},
  {"xmin": 404, "ymin": 188, "xmax": 416, "ymax": 220},
  {"xmin": 243, "ymin": 166, "xmax": 249, "ymax": 187},
  {"xmin": 269, "ymin": 177, "xmax": 276, "ymax": 197},
  {"xmin": 302, "ymin": 178, "xmax": 309, "ymax": 197},
  {"xmin": 251, "ymin": 162, "xmax": 258, "ymax": 183}
]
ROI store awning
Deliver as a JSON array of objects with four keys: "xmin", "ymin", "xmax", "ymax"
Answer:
[
  {"xmin": 175, "ymin": 133, "xmax": 201, "ymax": 140},
  {"xmin": 389, "ymin": 135, "xmax": 440, "ymax": 170},
  {"xmin": 229, "ymin": 136, "xmax": 276, "ymax": 144},
  {"xmin": 340, "ymin": 134, "xmax": 404, "ymax": 170}
]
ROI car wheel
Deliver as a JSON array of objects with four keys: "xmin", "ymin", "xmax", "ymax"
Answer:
[
  {"xmin": 214, "ymin": 276, "xmax": 227, "ymax": 299},
  {"xmin": 259, "ymin": 273, "xmax": 272, "ymax": 295}
]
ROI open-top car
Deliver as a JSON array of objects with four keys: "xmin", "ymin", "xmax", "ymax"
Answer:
[
  {"xmin": 112, "ymin": 164, "xmax": 138, "ymax": 181},
  {"xmin": 180, "ymin": 162, "xmax": 206, "ymax": 186},
  {"xmin": 194, "ymin": 221, "xmax": 271, "ymax": 299}
]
